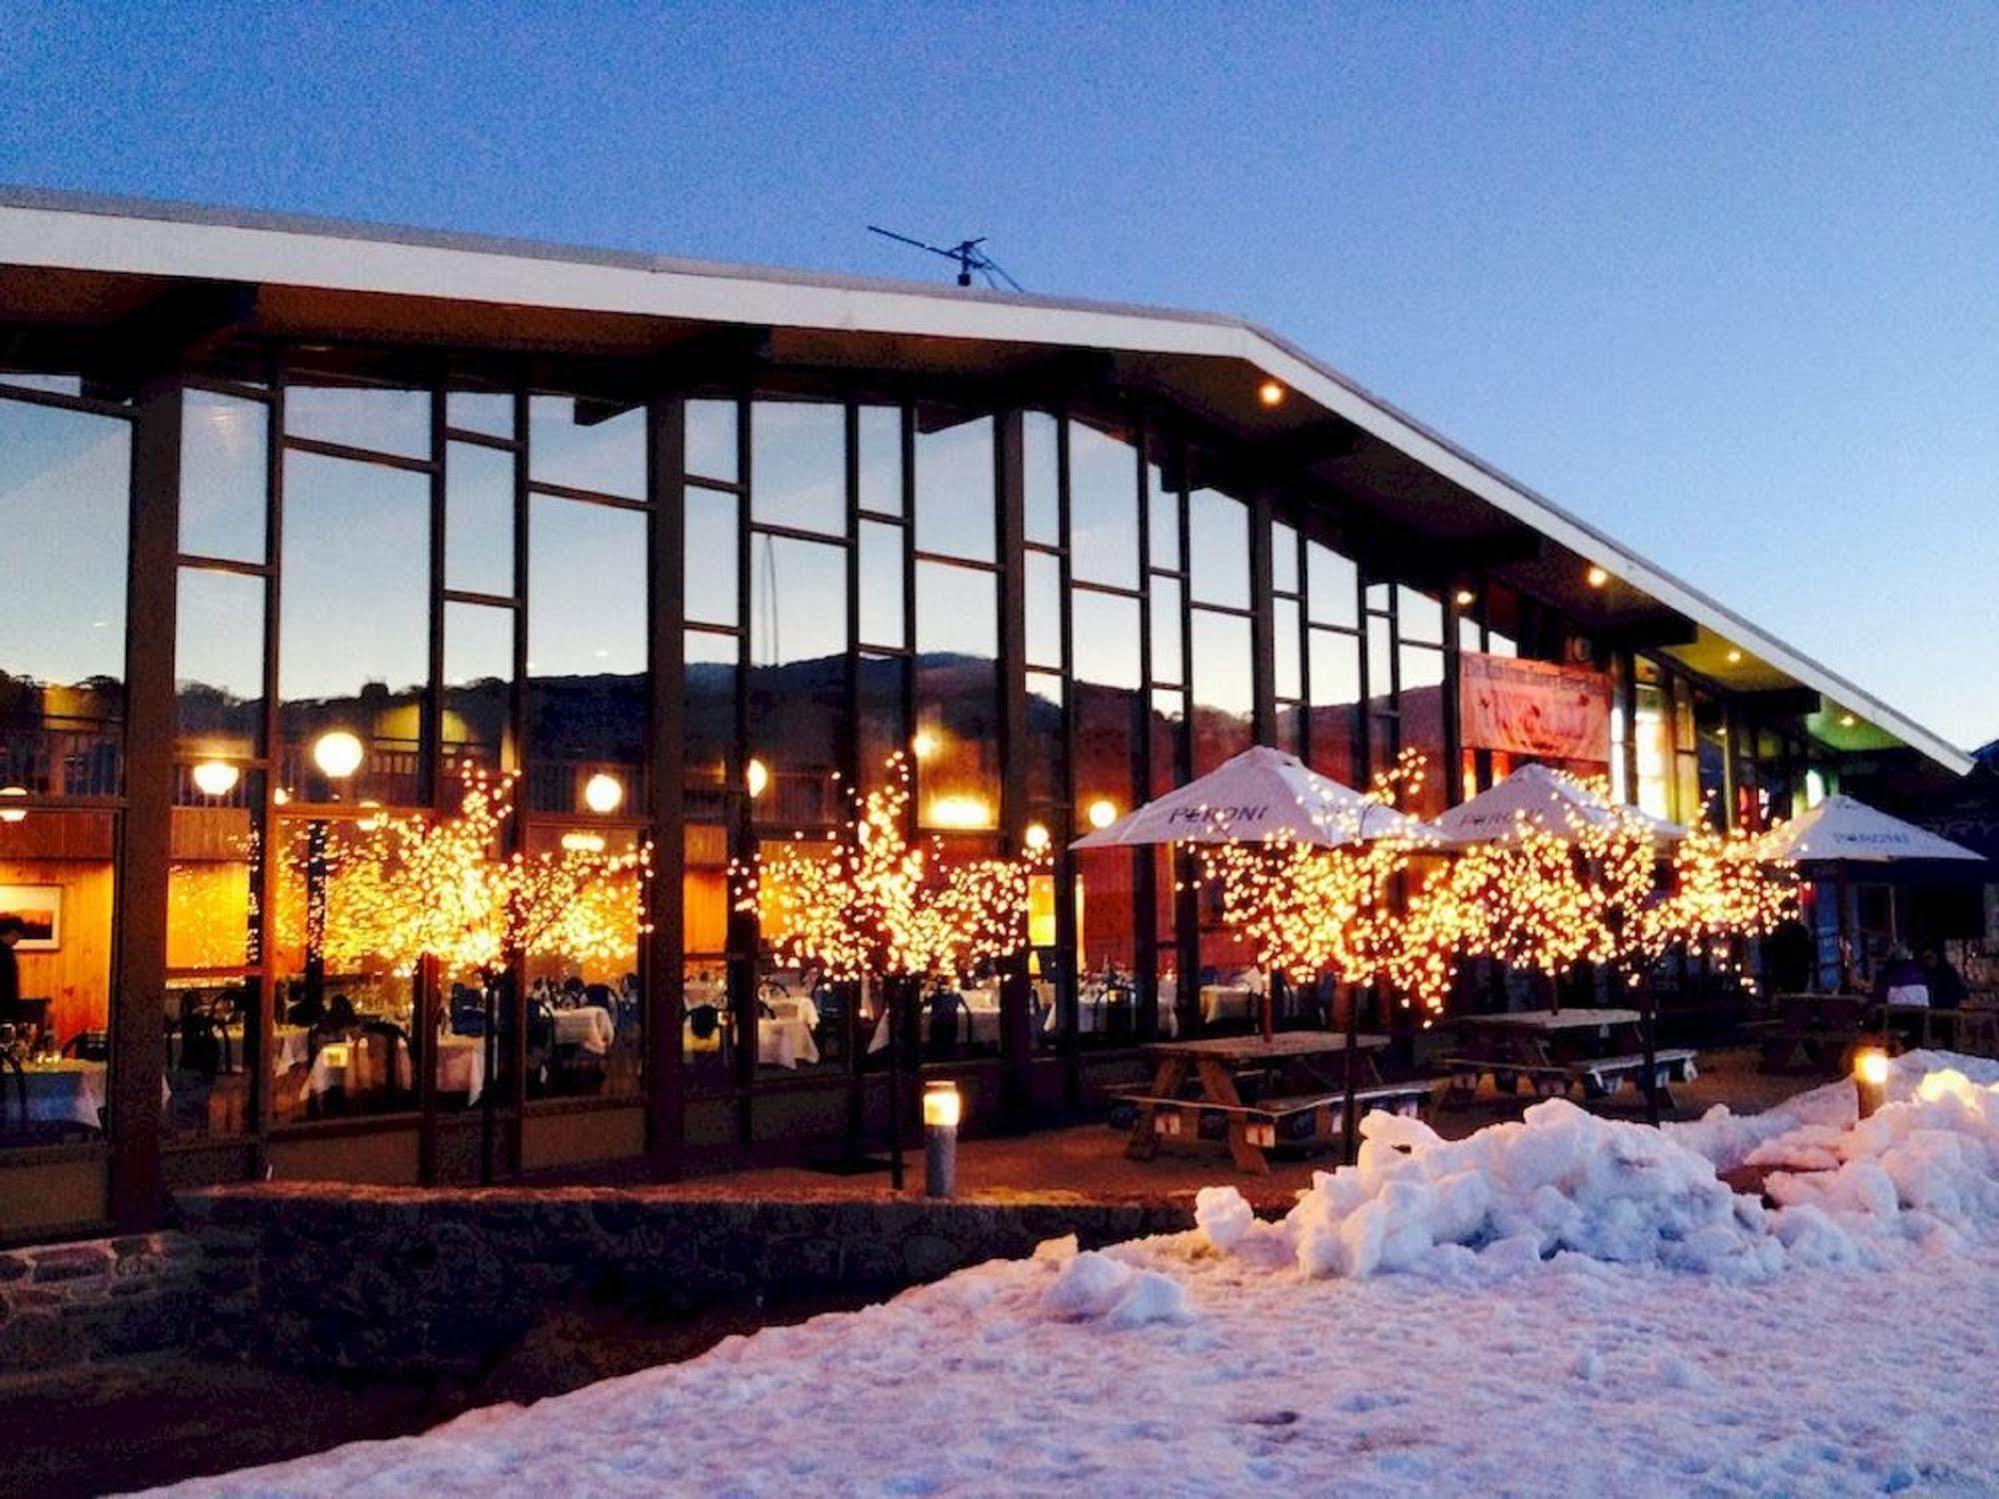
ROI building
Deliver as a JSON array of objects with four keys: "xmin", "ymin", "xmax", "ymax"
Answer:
[{"xmin": 0, "ymin": 188, "xmax": 1971, "ymax": 1239}]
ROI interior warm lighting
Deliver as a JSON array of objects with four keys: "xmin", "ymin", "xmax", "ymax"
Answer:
[
  {"xmin": 1585, "ymin": 565, "xmax": 1610, "ymax": 589},
  {"xmin": 356, "ymin": 800, "xmax": 386, "ymax": 832},
  {"xmin": 583, "ymin": 772, "xmax": 625, "ymax": 814},
  {"xmin": 746, "ymin": 758, "xmax": 770, "ymax": 798},
  {"xmin": 1256, "ymin": 379, "xmax": 1286, "ymax": 408},
  {"xmin": 923, "ymin": 1080, "xmax": 962, "ymax": 1129},
  {"xmin": 312, "ymin": 730, "xmax": 365, "ymax": 780},
  {"xmin": 1023, "ymin": 821, "xmax": 1051, "ymax": 852},
  {"xmin": 911, "ymin": 731, "xmax": 939, "ymax": 760},
  {"xmin": 1087, "ymin": 798, "xmax": 1119, "ymax": 830},
  {"xmin": 1854, "ymin": 1047, "xmax": 1890, "ymax": 1088},
  {"xmin": 273, "ymin": 787, "xmax": 291, "ymax": 806},
  {"xmin": 561, "ymin": 830, "xmax": 607, "ymax": 854},
  {"xmin": 0, "ymin": 786, "xmax": 26, "ymax": 824},
  {"xmin": 1454, "ymin": 589, "xmax": 1476, "ymax": 607},
  {"xmin": 191, "ymin": 761, "xmax": 240, "ymax": 798},
  {"xmin": 928, "ymin": 794, "xmax": 995, "ymax": 830}
]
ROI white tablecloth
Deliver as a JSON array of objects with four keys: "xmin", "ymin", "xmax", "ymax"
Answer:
[
  {"xmin": 299, "ymin": 1038, "xmax": 416, "ymax": 1100},
  {"xmin": 1199, "ymin": 985, "xmax": 1258, "ymax": 1025},
  {"xmin": 14, "ymin": 1062, "xmax": 107, "ymax": 1127},
  {"xmin": 551, "ymin": 1005, "xmax": 615, "ymax": 1055},
  {"xmin": 436, "ymin": 1034, "xmax": 486, "ymax": 1103},
  {"xmin": 757, "ymin": 1015, "xmax": 820, "ymax": 1068}
]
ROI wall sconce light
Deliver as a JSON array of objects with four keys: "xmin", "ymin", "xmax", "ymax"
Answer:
[
  {"xmin": 1454, "ymin": 588, "xmax": 1476, "ymax": 607},
  {"xmin": 1023, "ymin": 821, "xmax": 1050, "ymax": 852},
  {"xmin": 745, "ymin": 758, "xmax": 770, "ymax": 798},
  {"xmin": 583, "ymin": 772, "xmax": 625, "ymax": 814},
  {"xmin": 191, "ymin": 761, "xmax": 240, "ymax": 798},
  {"xmin": 928, "ymin": 795, "xmax": 995, "ymax": 829},
  {"xmin": 312, "ymin": 730, "xmax": 364, "ymax": 780},
  {"xmin": 0, "ymin": 786, "xmax": 26, "ymax": 824},
  {"xmin": 1086, "ymin": 798, "xmax": 1119, "ymax": 830},
  {"xmin": 911, "ymin": 731, "xmax": 939, "ymax": 760}
]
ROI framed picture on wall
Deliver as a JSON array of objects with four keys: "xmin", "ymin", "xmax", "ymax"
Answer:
[{"xmin": 0, "ymin": 884, "xmax": 61, "ymax": 952}]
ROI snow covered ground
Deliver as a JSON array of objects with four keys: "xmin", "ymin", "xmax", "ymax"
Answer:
[{"xmin": 145, "ymin": 1054, "xmax": 1999, "ymax": 1498}]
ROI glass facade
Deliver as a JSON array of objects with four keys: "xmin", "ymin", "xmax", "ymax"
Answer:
[{"xmin": 0, "ymin": 336, "xmax": 1901, "ymax": 1226}]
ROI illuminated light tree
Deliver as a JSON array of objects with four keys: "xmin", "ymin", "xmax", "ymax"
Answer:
[{"xmin": 734, "ymin": 752, "xmax": 1048, "ymax": 1184}]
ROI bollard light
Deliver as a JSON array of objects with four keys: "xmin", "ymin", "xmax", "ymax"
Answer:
[
  {"xmin": 1854, "ymin": 1046, "xmax": 1890, "ymax": 1118},
  {"xmin": 923, "ymin": 1080, "xmax": 961, "ymax": 1198}
]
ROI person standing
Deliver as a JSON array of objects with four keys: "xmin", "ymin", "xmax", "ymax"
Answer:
[{"xmin": 0, "ymin": 915, "xmax": 25, "ymax": 1025}]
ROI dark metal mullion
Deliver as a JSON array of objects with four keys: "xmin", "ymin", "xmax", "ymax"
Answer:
[
  {"xmin": 173, "ymin": 552, "xmax": 269, "ymax": 579},
  {"xmin": 730, "ymin": 395, "xmax": 756, "ymax": 1144},
  {"xmin": 1052, "ymin": 408, "xmax": 1081, "ymax": 1100},
  {"xmin": 1249, "ymin": 487, "xmax": 1277, "ymax": 746},
  {"xmin": 503, "ymin": 386, "xmax": 530, "ymax": 1176},
  {"xmin": 1130, "ymin": 411, "xmax": 1160, "ymax": 1043},
  {"xmin": 1172, "ymin": 429, "xmax": 1200, "ymax": 1027},
  {"xmin": 110, "ymin": 380, "xmax": 180, "ymax": 1229},
  {"xmin": 251, "ymin": 360, "xmax": 284, "ymax": 1155},
  {"xmin": 646, "ymin": 392, "xmax": 688, "ymax": 1179},
  {"xmin": 525, "ymin": 478, "xmax": 650, "ymax": 514},
  {"xmin": 417, "ymin": 382, "xmax": 447, "ymax": 1182},
  {"xmin": 840, "ymin": 403, "xmax": 864, "ymax": 1115},
  {"xmin": 281, "ymin": 434, "xmax": 435, "ymax": 475},
  {"xmin": 994, "ymin": 408, "xmax": 1031, "ymax": 1126},
  {"xmin": 0, "ymin": 382, "xmax": 135, "ymax": 420}
]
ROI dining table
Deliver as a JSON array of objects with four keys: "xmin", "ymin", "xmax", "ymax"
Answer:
[
  {"xmin": 551, "ymin": 1005, "xmax": 616, "ymax": 1056},
  {"xmin": 10, "ymin": 1059, "xmax": 109, "ymax": 1129}
]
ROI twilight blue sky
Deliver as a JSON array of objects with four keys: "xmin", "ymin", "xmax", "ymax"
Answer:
[{"xmin": 4, "ymin": 2, "xmax": 1994, "ymax": 748}]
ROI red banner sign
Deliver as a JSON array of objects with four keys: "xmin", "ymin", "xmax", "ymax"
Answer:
[{"xmin": 1459, "ymin": 653, "xmax": 1612, "ymax": 762}]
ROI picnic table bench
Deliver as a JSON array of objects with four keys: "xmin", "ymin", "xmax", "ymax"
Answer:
[
  {"xmin": 1438, "ymin": 1009, "xmax": 1698, "ymax": 1109},
  {"xmin": 1757, "ymin": 993, "xmax": 1867, "ymax": 1074},
  {"xmin": 1114, "ymin": 1032, "xmax": 1413, "ymax": 1173}
]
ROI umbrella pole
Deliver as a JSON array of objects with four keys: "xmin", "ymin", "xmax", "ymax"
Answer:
[
  {"xmin": 885, "ymin": 976, "xmax": 905, "ymax": 1191},
  {"xmin": 1341, "ymin": 980, "xmax": 1363, "ymax": 1165},
  {"xmin": 1638, "ymin": 966, "xmax": 1661, "ymax": 1127}
]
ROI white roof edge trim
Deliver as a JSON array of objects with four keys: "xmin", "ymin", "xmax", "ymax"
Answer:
[{"xmin": 0, "ymin": 189, "xmax": 1969, "ymax": 775}]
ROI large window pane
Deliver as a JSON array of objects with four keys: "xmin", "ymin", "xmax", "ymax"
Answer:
[
  {"xmin": 1274, "ymin": 597, "xmax": 1302, "ymax": 702},
  {"xmin": 750, "ymin": 534, "xmax": 847, "ymax": 826},
  {"xmin": 527, "ymin": 495, "xmax": 647, "ymax": 815},
  {"xmin": 915, "ymin": 560, "xmax": 998, "ymax": 829},
  {"xmin": 446, "ymin": 441, "xmax": 515, "ymax": 597},
  {"xmin": 1, "ymin": 809, "xmax": 117, "ymax": 1145},
  {"xmin": 176, "ymin": 567, "xmax": 264, "ymax": 759},
  {"xmin": 530, "ymin": 395, "xmax": 645, "ymax": 500},
  {"xmin": 915, "ymin": 413, "xmax": 994, "ymax": 563},
  {"xmin": 1308, "ymin": 541, "xmax": 1359, "ymax": 628},
  {"xmin": 523, "ymin": 821, "xmax": 645, "ymax": 1100},
  {"xmin": 285, "ymin": 382, "xmax": 429, "ymax": 459},
  {"xmin": 1024, "ymin": 411, "xmax": 1059, "ymax": 545},
  {"xmin": 443, "ymin": 602, "xmax": 513, "ymax": 774},
  {"xmin": 685, "ymin": 630, "xmax": 737, "ymax": 804},
  {"xmin": 685, "ymin": 488, "xmax": 740, "ymax": 629},
  {"xmin": 1026, "ymin": 552, "xmax": 1062, "ymax": 670},
  {"xmin": 1188, "ymin": 488, "xmax": 1250, "ymax": 608},
  {"xmin": 1191, "ymin": 609, "xmax": 1253, "ymax": 773},
  {"xmin": 752, "ymin": 401, "xmax": 845, "ymax": 535},
  {"xmin": 1308, "ymin": 627, "xmax": 1362, "ymax": 788},
  {"xmin": 445, "ymin": 389, "xmax": 513, "ymax": 439},
  {"xmin": 1069, "ymin": 419, "xmax": 1138, "ymax": 591},
  {"xmin": 856, "ymin": 404, "xmax": 902, "ymax": 516},
  {"xmin": 180, "ymin": 391, "xmax": 267, "ymax": 563},
  {"xmin": 1271, "ymin": 521, "xmax": 1299, "ymax": 595},
  {"xmin": 859, "ymin": 520, "xmax": 904, "ymax": 649},
  {"xmin": 687, "ymin": 400, "xmax": 739, "ymax": 485},
  {"xmin": 0, "ymin": 398, "xmax": 128, "ymax": 799},
  {"xmin": 279, "ymin": 451, "xmax": 429, "ymax": 805},
  {"xmin": 1149, "ymin": 575, "xmax": 1183, "ymax": 686}
]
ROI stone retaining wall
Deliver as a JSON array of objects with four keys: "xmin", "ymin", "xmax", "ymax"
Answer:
[
  {"xmin": 0, "ymin": 1231, "xmax": 208, "ymax": 1378},
  {"xmin": 176, "ymin": 1184, "xmax": 1194, "ymax": 1377}
]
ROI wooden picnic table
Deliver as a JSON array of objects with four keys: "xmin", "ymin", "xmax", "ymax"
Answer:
[
  {"xmin": 1128, "ymin": 1032, "xmax": 1392, "ymax": 1173},
  {"xmin": 1443, "ymin": 1008, "xmax": 1696, "ymax": 1108},
  {"xmin": 1757, "ymin": 992, "xmax": 1867, "ymax": 1074},
  {"xmin": 1457, "ymin": 1008, "xmax": 1643, "ymax": 1063}
]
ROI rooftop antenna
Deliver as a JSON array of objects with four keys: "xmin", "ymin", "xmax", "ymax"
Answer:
[{"xmin": 867, "ymin": 225, "xmax": 1023, "ymax": 292}]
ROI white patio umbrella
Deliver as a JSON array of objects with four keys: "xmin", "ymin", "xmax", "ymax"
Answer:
[
  {"xmin": 1068, "ymin": 746, "xmax": 1430, "ymax": 1139},
  {"xmin": 1070, "ymin": 744, "xmax": 1433, "ymax": 851},
  {"xmin": 1756, "ymin": 795, "xmax": 1984, "ymax": 866},
  {"xmin": 1432, "ymin": 761, "xmax": 1686, "ymax": 847},
  {"xmin": 1757, "ymin": 794, "xmax": 1983, "ymax": 989}
]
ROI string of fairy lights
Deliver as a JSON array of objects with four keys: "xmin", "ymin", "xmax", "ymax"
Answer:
[
  {"xmin": 732, "ymin": 752, "xmax": 1050, "ymax": 989},
  {"xmin": 276, "ymin": 769, "xmax": 654, "ymax": 981}
]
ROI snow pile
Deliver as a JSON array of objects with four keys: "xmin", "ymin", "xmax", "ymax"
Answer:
[
  {"xmin": 1253, "ymin": 1099, "xmax": 1782, "ymax": 1281},
  {"xmin": 1756, "ymin": 1067, "xmax": 1999, "ymax": 1262},
  {"xmin": 1191, "ymin": 1052, "xmax": 1999, "ymax": 1287},
  {"xmin": 1041, "ymin": 1247, "xmax": 1193, "ymax": 1328}
]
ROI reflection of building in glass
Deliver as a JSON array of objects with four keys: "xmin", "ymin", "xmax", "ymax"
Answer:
[{"xmin": 0, "ymin": 190, "xmax": 1973, "ymax": 1234}]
